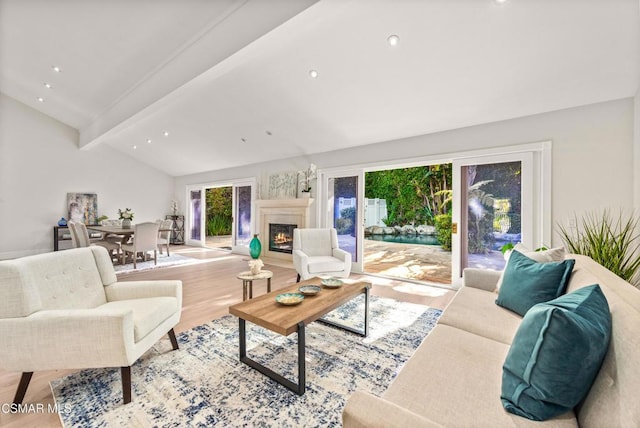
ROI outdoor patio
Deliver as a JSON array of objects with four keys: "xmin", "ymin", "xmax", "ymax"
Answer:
[
  {"xmin": 363, "ymin": 240, "xmax": 505, "ymax": 284},
  {"xmin": 204, "ymin": 234, "xmax": 505, "ymax": 286}
]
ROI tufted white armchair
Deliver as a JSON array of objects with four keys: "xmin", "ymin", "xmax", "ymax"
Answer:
[
  {"xmin": 0, "ymin": 246, "xmax": 182, "ymax": 405},
  {"xmin": 292, "ymin": 228, "xmax": 352, "ymax": 282}
]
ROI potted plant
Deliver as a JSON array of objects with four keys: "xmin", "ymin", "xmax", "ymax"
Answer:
[{"xmin": 557, "ymin": 209, "xmax": 640, "ymax": 287}]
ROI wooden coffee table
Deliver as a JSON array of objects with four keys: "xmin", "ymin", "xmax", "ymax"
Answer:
[{"xmin": 228, "ymin": 278, "xmax": 371, "ymax": 395}]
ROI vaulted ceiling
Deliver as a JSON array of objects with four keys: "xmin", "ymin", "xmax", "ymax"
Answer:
[{"xmin": 1, "ymin": 0, "xmax": 638, "ymax": 176}]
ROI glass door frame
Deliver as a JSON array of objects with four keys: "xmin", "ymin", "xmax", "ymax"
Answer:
[
  {"xmin": 231, "ymin": 178, "xmax": 257, "ymax": 255},
  {"xmin": 316, "ymin": 141, "xmax": 550, "ymax": 285},
  {"xmin": 451, "ymin": 144, "xmax": 550, "ymax": 280},
  {"xmin": 317, "ymin": 167, "xmax": 365, "ymax": 273},
  {"xmin": 185, "ymin": 177, "xmax": 257, "ymax": 252},
  {"xmin": 185, "ymin": 185, "xmax": 205, "ymax": 247}
]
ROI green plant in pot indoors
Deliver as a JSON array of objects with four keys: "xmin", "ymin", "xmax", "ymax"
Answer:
[{"xmin": 557, "ymin": 209, "xmax": 640, "ymax": 287}]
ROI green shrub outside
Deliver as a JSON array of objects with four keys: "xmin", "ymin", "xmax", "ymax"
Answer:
[
  {"xmin": 337, "ymin": 207, "xmax": 356, "ymax": 235},
  {"xmin": 207, "ymin": 215, "xmax": 232, "ymax": 236},
  {"xmin": 434, "ymin": 213, "xmax": 452, "ymax": 251}
]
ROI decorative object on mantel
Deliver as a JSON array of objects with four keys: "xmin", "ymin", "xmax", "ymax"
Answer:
[
  {"xmin": 67, "ymin": 192, "xmax": 98, "ymax": 225},
  {"xmin": 170, "ymin": 200, "xmax": 179, "ymax": 215},
  {"xmin": 298, "ymin": 163, "xmax": 317, "ymax": 198},
  {"xmin": 249, "ymin": 234, "xmax": 262, "ymax": 259},
  {"xmin": 118, "ymin": 208, "xmax": 134, "ymax": 229},
  {"xmin": 57, "ymin": 217, "xmax": 67, "ymax": 227},
  {"xmin": 248, "ymin": 258, "xmax": 264, "ymax": 275}
]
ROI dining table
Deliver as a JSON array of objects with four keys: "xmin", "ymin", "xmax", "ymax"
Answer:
[
  {"xmin": 86, "ymin": 225, "xmax": 136, "ymax": 245},
  {"xmin": 87, "ymin": 225, "xmax": 173, "ymax": 243},
  {"xmin": 86, "ymin": 225, "xmax": 173, "ymax": 265}
]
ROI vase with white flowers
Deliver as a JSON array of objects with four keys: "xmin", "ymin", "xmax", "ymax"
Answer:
[{"xmin": 118, "ymin": 208, "xmax": 134, "ymax": 229}]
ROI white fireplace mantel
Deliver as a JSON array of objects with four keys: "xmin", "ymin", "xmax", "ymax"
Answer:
[{"xmin": 255, "ymin": 198, "xmax": 314, "ymax": 260}]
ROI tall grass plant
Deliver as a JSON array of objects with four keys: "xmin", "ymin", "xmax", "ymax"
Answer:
[{"xmin": 557, "ymin": 210, "xmax": 640, "ymax": 287}]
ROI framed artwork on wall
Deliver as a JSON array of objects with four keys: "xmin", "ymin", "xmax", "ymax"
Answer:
[
  {"xmin": 67, "ymin": 193, "xmax": 98, "ymax": 225},
  {"xmin": 268, "ymin": 172, "xmax": 298, "ymax": 199}
]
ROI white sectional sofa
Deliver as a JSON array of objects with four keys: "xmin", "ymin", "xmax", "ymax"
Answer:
[{"xmin": 343, "ymin": 254, "xmax": 640, "ymax": 427}]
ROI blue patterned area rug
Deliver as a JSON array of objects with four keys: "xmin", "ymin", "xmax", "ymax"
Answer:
[{"xmin": 51, "ymin": 296, "xmax": 441, "ymax": 427}]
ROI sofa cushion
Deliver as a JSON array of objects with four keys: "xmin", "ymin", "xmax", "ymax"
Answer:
[
  {"xmin": 307, "ymin": 256, "xmax": 345, "ymax": 274},
  {"xmin": 496, "ymin": 244, "xmax": 566, "ymax": 290},
  {"xmin": 509, "ymin": 244, "xmax": 566, "ymax": 263},
  {"xmin": 496, "ymin": 250, "xmax": 575, "ymax": 316},
  {"xmin": 501, "ymin": 285, "xmax": 611, "ymax": 421},
  {"xmin": 438, "ymin": 285, "xmax": 522, "ymax": 345},
  {"xmin": 383, "ymin": 324, "xmax": 578, "ymax": 427},
  {"xmin": 100, "ymin": 297, "xmax": 178, "ymax": 342}
]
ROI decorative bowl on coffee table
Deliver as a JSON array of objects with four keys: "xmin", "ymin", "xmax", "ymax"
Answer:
[
  {"xmin": 276, "ymin": 293, "xmax": 305, "ymax": 305},
  {"xmin": 321, "ymin": 278, "xmax": 343, "ymax": 288},
  {"xmin": 298, "ymin": 285, "xmax": 321, "ymax": 296}
]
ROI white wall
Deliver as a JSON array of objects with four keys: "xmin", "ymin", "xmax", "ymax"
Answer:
[
  {"xmin": 175, "ymin": 98, "xmax": 635, "ymax": 247},
  {"xmin": 635, "ymin": 89, "xmax": 640, "ymax": 213},
  {"xmin": 0, "ymin": 93, "xmax": 175, "ymax": 258},
  {"xmin": 634, "ymin": 1, "xmax": 640, "ymax": 213}
]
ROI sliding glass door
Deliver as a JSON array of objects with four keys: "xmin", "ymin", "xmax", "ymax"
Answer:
[
  {"xmin": 452, "ymin": 153, "xmax": 534, "ymax": 280},
  {"xmin": 186, "ymin": 188, "xmax": 204, "ymax": 246},
  {"xmin": 232, "ymin": 182, "xmax": 255, "ymax": 254},
  {"xmin": 186, "ymin": 179, "xmax": 256, "ymax": 252},
  {"xmin": 320, "ymin": 169, "xmax": 364, "ymax": 273}
]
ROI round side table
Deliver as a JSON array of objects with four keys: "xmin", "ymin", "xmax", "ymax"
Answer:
[{"xmin": 236, "ymin": 270, "xmax": 273, "ymax": 301}]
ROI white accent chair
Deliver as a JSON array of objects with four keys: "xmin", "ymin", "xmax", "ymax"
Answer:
[
  {"xmin": 157, "ymin": 219, "xmax": 174, "ymax": 256},
  {"xmin": 68, "ymin": 220, "xmax": 121, "ymax": 261},
  {"xmin": 121, "ymin": 222, "xmax": 160, "ymax": 268},
  {"xmin": 292, "ymin": 228, "xmax": 352, "ymax": 282},
  {"xmin": 0, "ymin": 246, "xmax": 182, "ymax": 405}
]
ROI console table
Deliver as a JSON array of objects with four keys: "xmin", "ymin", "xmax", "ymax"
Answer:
[{"xmin": 165, "ymin": 215, "xmax": 185, "ymax": 244}]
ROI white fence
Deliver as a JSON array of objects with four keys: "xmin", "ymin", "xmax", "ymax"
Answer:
[{"xmin": 337, "ymin": 197, "xmax": 388, "ymax": 227}]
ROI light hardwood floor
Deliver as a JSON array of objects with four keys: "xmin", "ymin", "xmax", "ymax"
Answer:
[{"xmin": 0, "ymin": 246, "xmax": 456, "ymax": 428}]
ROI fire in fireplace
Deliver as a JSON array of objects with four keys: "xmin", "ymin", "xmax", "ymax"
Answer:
[{"xmin": 269, "ymin": 223, "xmax": 297, "ymax": 254}]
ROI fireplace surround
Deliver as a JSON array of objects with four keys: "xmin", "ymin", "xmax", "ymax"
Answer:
[{"xmin": 255, "ymin": 198, "xmax": 313, "ymax": 261}]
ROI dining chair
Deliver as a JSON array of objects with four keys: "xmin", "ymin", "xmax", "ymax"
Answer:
[
  {"xmin": 157, "ymin": 219, "xmax": 174, "ymax": 256},
  {"xmin": 68, "ymin": 221, "xmax": 121, "ymax": 260},
  {"xmin": 121, "ymin": 222, "xmax": 160, "ymax": 268},
  {"xmin": 101, "ymin": 218, "xmax": 126, "ymax": 244}
]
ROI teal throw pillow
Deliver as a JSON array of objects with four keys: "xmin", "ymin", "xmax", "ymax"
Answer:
[
  {"xmin": 496, "ymin": 250, "xmax": 575, "ymax": 316},
  {"xmin": 501, "ymin": 284, "xmax": 611, "ymax": 421}
]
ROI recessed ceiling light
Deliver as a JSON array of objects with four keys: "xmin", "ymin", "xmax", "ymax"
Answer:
[
  {"xmin": 163, "ymin": 131, "xmax": 170, "ymax": 137},
  {"xmin": 44, "ymin": 83, "xmax": 52, "ymax": 89},
  {"xmin": 52, "ymin": 66, "xmax": 61, "ymax": 73},
  {"xmin": 132, "ymin": 145, "xmax": 137, "ymax": 149},
  {"xmin": 36, "ymin": 97, "xmax": 44, "ymax": 102},
  {"xmin": 387, "ymin": 35, "xmax": 400, "ymax": 46},
  {"xmin": 309, "ymin": 69, "xmax": 318, "ymax": 79},
  {"xmin": 146, "ymin": 138, "xmax": 152, "ymax": 144},
  {"xmin": 241, "ymin": 138, "xmax": 247, "ymax": 143},
  {"xmin": 494, "ymin": 0, "xmax": 508, "ymax": 4},
  {"xmin": 266, "ymin": 131, "xmax": 272, "ymax": 136}
]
